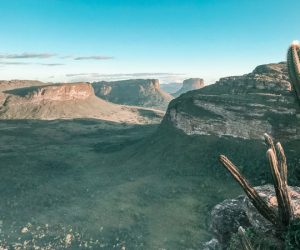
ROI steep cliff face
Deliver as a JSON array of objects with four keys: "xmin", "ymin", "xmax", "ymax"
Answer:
[
  {"xmin": 5, "ymin": 82, "xmax": 94, "ymax": 102},
  {"xmin": 163, "ymin": 62, "xmax": 300, "ymax": 140},
  {"xmin": 92, "ymin": 79, "xmax": 173, "ymax": 110},
  {"xmin": 0, "ymin": 82, "xmax": 164, "ymax": 123},
  {"xmin": 173, "ymin": 78, "xmax": 204, "ymax": 97}
]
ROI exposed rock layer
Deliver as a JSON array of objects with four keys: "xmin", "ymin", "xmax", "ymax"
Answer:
[
  {"xmin": 173, "ymin": 78, "xmax": 204, "ymax": 97},
  {"xmin": 0, "ymin": 82, "xmax": 164, "ymax": 123},
  {"xmin": 5, "ymin": 82, "xmax": 94, "ymax": 101},
  {"xmin": 92, "ymin": 79, "xmax": 173, "ymax": 110},
  {"xmin": 163, "ymin": 63, "xmax": 300, "ymax": 140}
]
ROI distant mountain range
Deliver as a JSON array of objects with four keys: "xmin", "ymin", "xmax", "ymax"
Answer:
[
  {"xmin": 0, "ymin": 78, "xmax": 206, "ymax": 120},
  {"xmin": 172, "ymin": 78, "xmax": 204, "ymax": 97},
  {"xmin": 0, "ymin": 82, "xmax": 164, "ymax": 123},
  {"xmin": 2, "ymin": 64, "xmax": 295, "ymax": 135}
]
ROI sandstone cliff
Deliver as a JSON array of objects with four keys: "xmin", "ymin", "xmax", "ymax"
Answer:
[
  {"xmin": 0, "ymin": 82, "xmax": 164, "ymax": 123},
  {"xmin": 5, "ymin": 82, "xmax": 94, "ymax": 101},
  {"xmin": 172, "ymin": 78, "xmax": 204, "ymax": 97},
  {"xmin": 163, "ymin": 62, "xmax": 300, "ymax": 140},
  {"xmin": 92, "ymin": 79, "xmax": 173, "ymax": 110}
]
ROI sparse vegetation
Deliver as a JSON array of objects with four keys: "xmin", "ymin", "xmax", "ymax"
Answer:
[{"xmin": 219, "ymin": 134, "xmax": 300, "ymax": 249}]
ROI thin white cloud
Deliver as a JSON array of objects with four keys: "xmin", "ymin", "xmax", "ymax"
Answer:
[
  {"xmin": 38, "ymin": 63, "xmax": 64, "ymax": 66},
  {"xmin": 0, "ymin": 53, "xmax": 56, "ymax": 59},
  {"xmin": 0, "ymin": 61, "xmax": 31, "ymax": 65},
  {"xmin": 74, "ymin": 56, "xmax": 114, "ymax": 60},
  {"xmin": 0, "ymin": 53, "xmax": 115, "ymax": 62},
  {"xmin": 0, "ymin": 61, "xmax": 64, "ymax": 66}
]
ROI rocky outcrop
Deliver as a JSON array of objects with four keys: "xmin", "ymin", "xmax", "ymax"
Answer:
[
  {"xmin": 205, "ymin": 185, "xmax": 300, "ymax": 249},
  {"xmin": 92, "ymin": 79, "xmax": 173, "ymax": 110},
  {"xmin": 163, "ymin": 62, "xmax": 300, "ymax": 140},
  {"xmin": 0, "ymin": 82, "xmax": 164, "ymax": 123},
  {"xmin": 173, "ymin": 78, "xmax": 204, "ymax": 97}
]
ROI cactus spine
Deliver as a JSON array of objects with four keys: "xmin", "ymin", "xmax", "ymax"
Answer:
[{"xmin": 287, "ymin": 40, "xmax": 300, "ymax": 100}]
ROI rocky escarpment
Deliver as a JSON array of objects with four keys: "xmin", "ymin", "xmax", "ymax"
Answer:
[
  {"xmin": 204, "ymin": 185, "xmax": 300, "ymax": 249},
  {"xmin": 92, "ymin": 79, "xmax": 173, "ymax": 110},
  {"xmin": 163, "ymin": 62, "xmax": 300, "ymax": 140},
  {"xmin": 173, "ymin": 78, "xmax": 204, "ymax": 97},
  {"xmin": 0, "ymin": 82, "xmax": 164, "ymax": 123},
  {"xmin": 4, "ymin": 82, "xmax": 94, "ymax": 102}
]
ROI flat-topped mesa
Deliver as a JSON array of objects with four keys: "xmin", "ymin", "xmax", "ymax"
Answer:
[
  {"xmin": 30, "ymin": 82, "xmax": 94, "ymax": 101},
  {"xmin": 9, "ymin": 82, "xmax": 94, "ymax": 102},
  {"xmin": 182, "ymin": 78, "xmax": 204, "ymax": 90},
  {"xmin": 95, "ymin": 79, "xmax": 161, "ymax": 94},
  {"xmin": 173, "ymin": 78, "xmax": 204, "ymax": 97},
  {"xmin": 0, "ymin": 81, "xmax": 164, "ymax": 123},
  {"xmin": 92, "ymin": 79, "xmax": 173, "ymax": 110}
]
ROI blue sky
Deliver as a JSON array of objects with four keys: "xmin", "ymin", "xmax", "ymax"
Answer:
[{"xmin": 0, "ymin": 0, "xmax": 299, "ymax": 83}]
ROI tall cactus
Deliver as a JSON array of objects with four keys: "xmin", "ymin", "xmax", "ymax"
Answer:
[
  {"xmin": 287, "ymin": 40, "xmax": 300, "ymax": 100},
  {"xmin": 219, "ymin": 134, "xmax": 294, "ymax": 232}
]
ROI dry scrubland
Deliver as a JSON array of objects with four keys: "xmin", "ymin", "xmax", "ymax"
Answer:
[
  {"xmin": 1, "ymin": 118, "xmax": 299, "ymax": 249},
  {"xmin": 0, "ymin": 119, "xmax": 245, "ymax": 249}
]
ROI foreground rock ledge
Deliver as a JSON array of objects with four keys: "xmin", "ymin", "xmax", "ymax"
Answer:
[{"xmin": 203, "ymin": 185, "xmax": 300, "ymax": 249}]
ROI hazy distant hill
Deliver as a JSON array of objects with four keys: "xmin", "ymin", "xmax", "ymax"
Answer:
[
  {"xmin": 160, "ymin": 82, "xmax": 182, "ymax": 94},
  {"xmin": 92, "ymin": 79, "xmax": 173, "ymax": 110},
  {"xmin": 0, "ymin": 82, "xmax": 164, "ymax": 123},
  {"xmin": 172, "ymin": 78, "xmax": 205, "ymax": 97}
]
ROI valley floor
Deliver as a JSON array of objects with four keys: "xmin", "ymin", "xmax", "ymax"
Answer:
[{"xmin": 0, "ymin": 119, "xmax": 283, "ymax": 249}]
